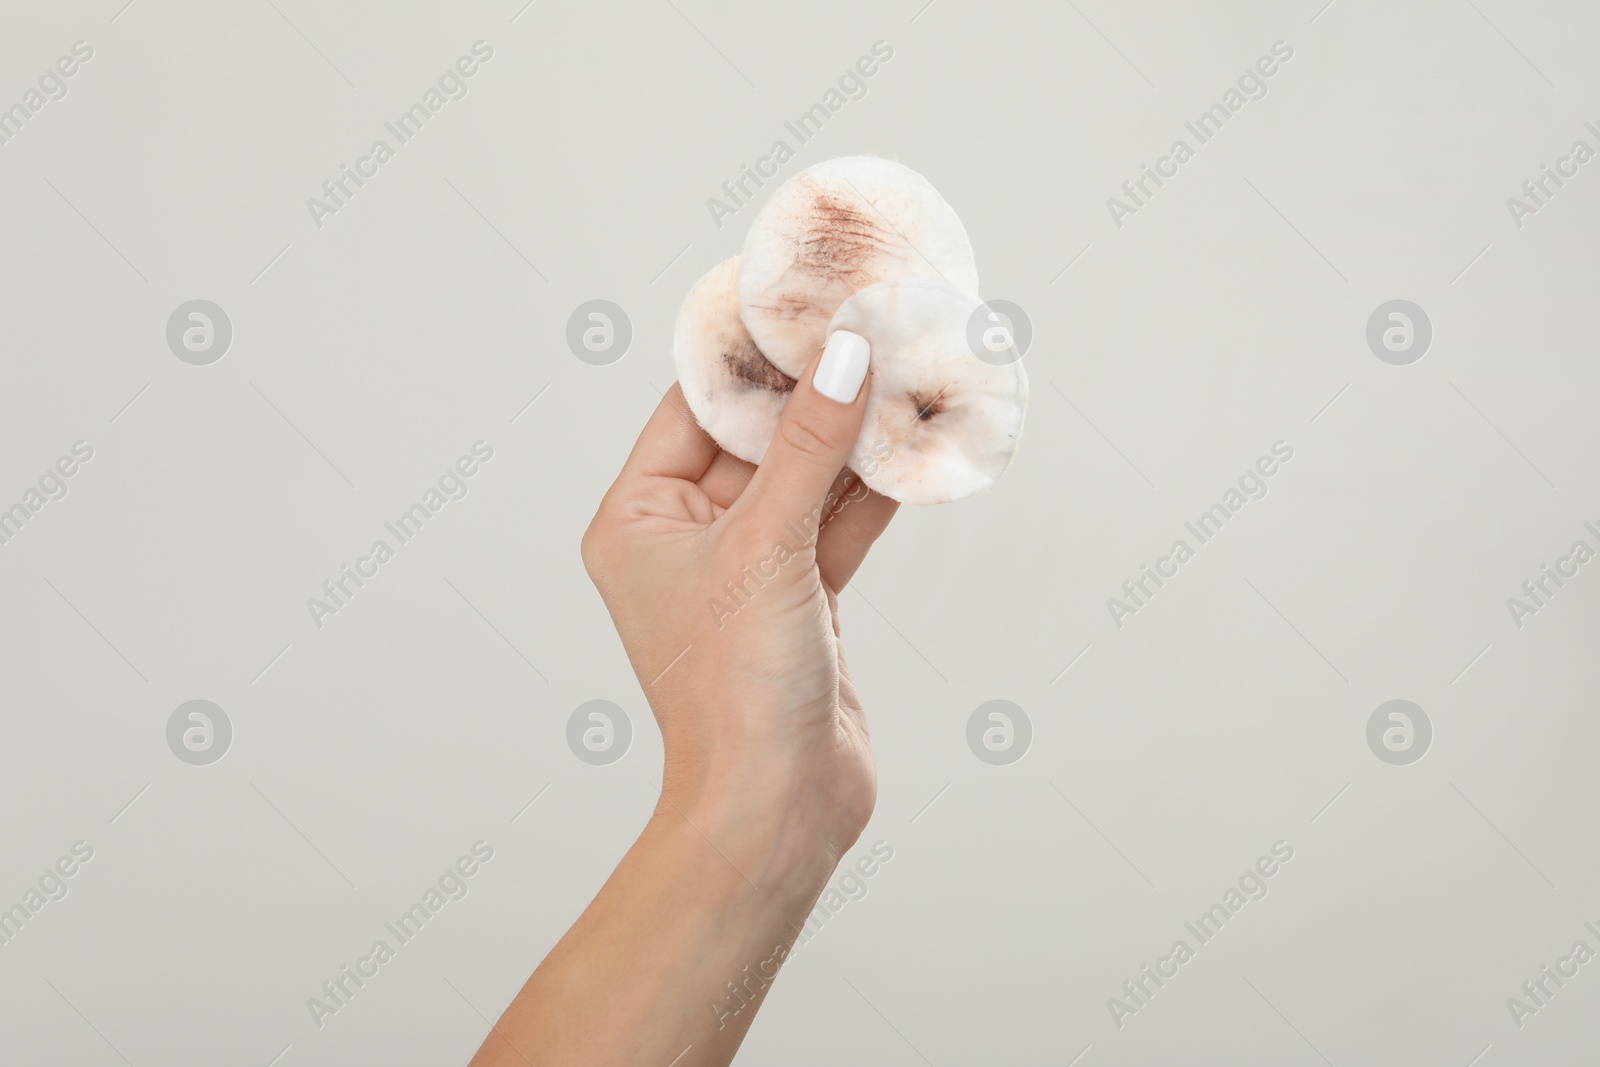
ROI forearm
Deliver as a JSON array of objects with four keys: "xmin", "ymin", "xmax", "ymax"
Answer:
[{"xmin": 470, "ymin": 801, "xmax": 839, "ymax": 1067}]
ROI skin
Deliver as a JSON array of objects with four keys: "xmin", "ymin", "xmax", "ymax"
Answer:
[{"xmin": 469, "ymin": 346, "xmax": 898, "ymax": 1066}]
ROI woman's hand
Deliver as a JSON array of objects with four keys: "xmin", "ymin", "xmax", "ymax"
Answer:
[
  {"xmin": 472, "ymin": 332, "xmax": 899, "ymax": 1067},
  {"xmin": 582, "ymin": 329, "xmax": 895, "ymax": 876}
]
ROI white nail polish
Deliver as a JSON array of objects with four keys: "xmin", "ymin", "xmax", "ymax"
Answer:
[{"xmin": 814, "ymin": 329, "xmax": 870, "ymax": 403}]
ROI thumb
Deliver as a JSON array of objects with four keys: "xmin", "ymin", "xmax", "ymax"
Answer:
[{"xmin": 732, "ymin": 329, "xmax": 872, "ymax": 540}]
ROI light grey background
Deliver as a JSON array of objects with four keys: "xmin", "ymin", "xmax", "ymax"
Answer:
[{"xmin": 2, "ymin": 0, "xmax": 1597, "ymax": 1064}]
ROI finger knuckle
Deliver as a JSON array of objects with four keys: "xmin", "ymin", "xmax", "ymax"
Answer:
[
  {"xmin": 830, "ymin": 516, "xmax": 881, "ymax": 552},
  {"xmin": 778, "ymin": 414, "xmax": 836, "ymax": 462}
]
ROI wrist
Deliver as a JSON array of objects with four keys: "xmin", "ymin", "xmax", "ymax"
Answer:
[{"xmin": 651, "ymin": 773, "xmax": 856, "ymax": 905}]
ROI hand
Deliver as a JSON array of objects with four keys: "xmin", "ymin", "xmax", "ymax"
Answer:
[
  {"xmin": 581, "ymin": 330, "xmax": 896, "ymax": 875},
  {"xmin": 471, "ymin": 333, "xmax": 896, "ymax": 1067}
]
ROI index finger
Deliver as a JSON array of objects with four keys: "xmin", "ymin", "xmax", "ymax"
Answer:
[
  {"xmin": 816, "ymin": 477, "xmax": 899, "ymax": 592},
  {"xmin": 618, "ymin": 383, "xmax": 719, "ymax": 484}
]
